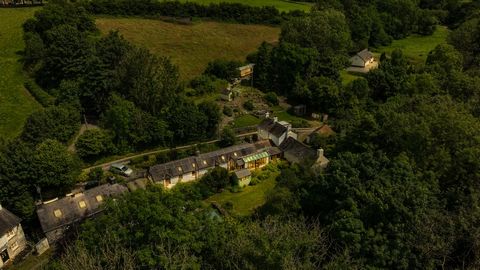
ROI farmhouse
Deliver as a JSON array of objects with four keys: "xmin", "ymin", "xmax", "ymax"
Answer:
[
  {"xmin": 36, "ymin": 184, "xmax": 128, "ymax": 243},
  {"xmin": 257, "ymin": 117, "xmax": 297, "ymax": 146},
  {"xmin": 0, "ymin": 205, "xmax": 26, "ymax": 269},
  {"xmin": 350, "ymin": 49, "xmax": 374, "ymax": 68}
]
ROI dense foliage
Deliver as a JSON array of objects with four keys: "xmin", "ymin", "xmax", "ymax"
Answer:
[
  {"xmin": 3, "ymin": 0, "xmax": 480, "ymax": 268},
  {"xmin": 81, "ymin": 0, "xmax": 305, "ymax": 25}
]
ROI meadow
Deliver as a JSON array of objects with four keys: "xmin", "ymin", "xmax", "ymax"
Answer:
[
  {"xmin": 176, "ymin": 0, "xmax": 313, "ymax": 12},
  {"xmin": 96, "ymin": 18, "xmax": 280, "ymax": 80},
  {"xmin": 0, "ymin": 8, "xmax": 41, "ymax": 140},
  {"xmin": 376, "ymin": 26, "xmax": 449, "ymax": 65}
]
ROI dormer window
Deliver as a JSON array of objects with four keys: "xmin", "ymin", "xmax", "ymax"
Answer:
[
  {"xmin": 178, "ymin": 167, "xmax": 182, "ymax": 172},
  {"xmin": 233, "ymin": 152, "xmax": 238, "ymax": 157},
  {"xmin": 96, "ymin": 195, "xmax": 103, "ymax": 202},
  {"xmin": 53, "ymin": 209, "xmax": 62, "ymax": 218},
  {"xmin": 221, "ymin": 155, "xmax": 225, "ymax": 161},
  {"xmin": 203, "ymin": 160, "xmax": 207, "ymax": 165},
  {"xmin": 78, "ymin": 201, "xmax": 87, "ymax": 209},
  {"xmin": 192, "ymin": 163, "xmax": 196, "ymax": 168}
]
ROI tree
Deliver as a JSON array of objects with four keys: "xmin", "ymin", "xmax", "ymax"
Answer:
[
  {"xmin": 33, "ymin": 139, "xmax": 82, "ymax": 197},
  {"xmin": 280, "ymin": 9, "xmax": 351, "ymax": 57},
  {"xmin": 198, "ymin": 101, "xmax": 221, "ymax": 138},
  {"xmin": 21, "ymin": 105, "xmax": 80, "ymax": 145},
  {"xmin": 102, "ymin": 95, "xmax": 171, "ymax": 151},
  {"xmin": 426, "ymin": 43, "xmax": 463, "ymax": 75},
  {"xmin": 200, "ymin": 167, "xmax": 230, "ymax": 192},
  {"xmin": 448, "ymin": 18, "xmax": 480, "ymax": 67},
  {"xmin": 75, "ymin": 129, "xmax": 115, "ymax": 160},
  {"xmin": 115, "ymin": 47, "xmax": 181, "ymax": 116},
  {"xmin": 219, "ymin": 127, "xmax": 236, "ymax": 147},
  {"xmin": 203, "ymin": 59, "xmax": 242, "ymax": 81},
  {"xmin": 0, "ymin": 140, "xmax": 36, "ymax": 219}
]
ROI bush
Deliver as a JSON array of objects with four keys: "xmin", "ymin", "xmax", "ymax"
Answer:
[
  {"xmin": 75, "ymin": 129, "xmax": 114, "ymax": 160},
  {"xmin": 189, "ymin": 75, "xmax": 216, "ymax": 95},
  {"xmin": 223, "ymin": 106, "xmax": 233, "ymax": 117},
  {"xmin": 24, "ymin": 80, "xmax": 55, "ymax": 107},
  {"xmin": 264, "ymin": 92, "xmax": 279, "ymax": 106},
  {"xmin": 204, "ymin": 59, "xmax": 242, "ymax": 81},
  {"xmin": 243, "ymin": 100, "xmax": 255, "ymax": 111},
  {"xmin": 219, "ymin": 127, "xmax": 237, "ymax": 147}
]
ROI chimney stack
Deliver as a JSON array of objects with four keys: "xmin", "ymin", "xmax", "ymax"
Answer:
[
  {"xmin": 317, "ymin": 148, "xmax": 324, "ymax": 158},
  {"xmin": 273, "ymin": 116, "xmax": 278, "ymax": 123},
  {"xmin": 0, "ymin": 203, "xmax": 3, "ymax": 210},
  {"xmin": 265, "ymin": 112, "xmax": 270, "ymax": 119}
]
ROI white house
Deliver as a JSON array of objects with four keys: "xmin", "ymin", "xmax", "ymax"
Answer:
[
  {"xmin": 0, "ymin": 205, "xmax": 26, "ymax": 269},
  {"xmin": 257, "ymin": 117, "xmax": 297, "ymax": 146},
  {"xmin": 350, "ymin": 49, "xmax": 374, "ymax": 68}
]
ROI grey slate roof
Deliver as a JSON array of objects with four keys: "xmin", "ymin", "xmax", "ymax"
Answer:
[
  {"xmin": 0, "ymin": 207, "xmax": 21, "ymax": 236},
  {"xmin": 234, "ymin": 169, "xmax": 251, "ymax": 179},
  {"xmin": 36, "ymin": 184, "xmax": 128, "ymax": 234},
  {"xmin": 280, "ymin": 137, "xmax": 316, "ymax": 162},
  {"xmin": 258, "ymin": 118, "xmax": 288, "ymax": 138},
  {"xmin": 357, "ymin": 49, "xmax": 373, "ymax": 62}
]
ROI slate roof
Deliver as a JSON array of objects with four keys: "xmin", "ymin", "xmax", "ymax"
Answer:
[
  {"xmin": 149, "ymin": 143, "xmax": 257, "ymax": 182},
  {"xmin": 258, "ymin": 118, "xmax": 288, "ymax": 138},
  {"xmin": 36, "ymin": 184, "xmax": 127, "ymax": 234},
  {"xmin": 357, "ymin": 49, "xmax": 373, "ymax": 62},
  {"xmin": 234, "ymin": 169, "xmax": 251, "ymax": 179},
  {"xmin": 0, "ymin": 207, "xmax": 21, "ymax": 236},
  {"xmin": 280, "ymin": 137, "xmax": 316, "ymax": 162}
]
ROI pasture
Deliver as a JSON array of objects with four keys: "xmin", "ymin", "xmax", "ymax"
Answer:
[
  {"xmin": 176, "ymin": 0, "xmax": 313, "ymax": 12},
  {"xmin": 96, "ymin": 18, "xmax": 280, "ymax": 80},
  {"xmin": 376, "ymin": 26, "xmax": 449, "ymax": 65},
  {"xmin": 0, "ymin": 8, "xmax": 41, "ymax": 140}
]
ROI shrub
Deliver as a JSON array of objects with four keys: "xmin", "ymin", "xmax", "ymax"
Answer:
[
  {"xmin": 76, "ymin": 129, "xmax": 114, "ymax": 160},
  {"xmin": 264, "ymin": 92, "xmax": 279, "ymax": 106},
  {"xmin": 223, "ymin": 106, "xmax": 233, "ymax": 117},
  {"xmin": 243, "ymin": 100, "xmax": 255, "ymax": 111},
  {"xmin": 24, "ymin": 80, "xmax": 55, "ymax": 107}
]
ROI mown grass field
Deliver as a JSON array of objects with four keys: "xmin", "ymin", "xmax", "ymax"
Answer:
[
  {"xmin": 0, "ymin": 8, "xmax": 41, "ymax": 140},
  {"xmin": 176, "ymin": 0, "xmax": 313, "ymax": 12},
  {"xmin": 376, "ymin": 26, "xmax": 449, "ymax": 65},
  {"xmin": 96, "ymin": 18, "xmax": 280, "ymax": 80}
]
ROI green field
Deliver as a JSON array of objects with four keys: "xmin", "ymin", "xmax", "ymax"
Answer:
[
  {"xmin": 177, "ymin": 0, "xmax": 313, "ymax": 12},
  {"xmin": 206, "ymin": 168, "xmax": 279, "ymax": 216},
  {"xmin": 97, "ymin": 18, "xmax": 280, "ymax": 80},
  {"xmin": 376, "ymin": 26, "xmax": 449, "ymax": 65},
  {"xmin": 232, "ymin": 114, "xmax": 261, "ymax": 128},
  {"xmin": 0, "ymin": 8, "xmax": 41, "ymax": 140}
]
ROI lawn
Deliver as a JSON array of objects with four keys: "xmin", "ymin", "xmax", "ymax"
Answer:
[
  {"xmin": 340, "ymin": 70, "xmax": 361, "ymax": 85},
  {"xmin": 206, "ymin": 167, "xmax": 279, "ymax": 216},
  {"xmin": 376, "ymin": 26, "xmax": 449, "ymax": 65},
  {"xmin": 0, "ymin": 8, "xmax": 42, "ymax": 140},
  {"xmin": 232, "ymin": 114, "xmax": 261, "ymax": 128},
  {"xmin": 177, "ymin": 0, "xmax": 313, "ymax": 12},
  {"xmin": 96, "ymin": 18, "xmax": 280, "ymax": 80}
]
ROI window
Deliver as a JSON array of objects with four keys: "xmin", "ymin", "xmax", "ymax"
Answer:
[
  {"xmin": 192, "ymin": 163, "xmax": 196, "ymax": 168},
  {"xmin": 6, "ymin": 229, "xmax": 15, "ymax": 239},
  {"xmin": 203, "ymin": 160, "xmax": 207, "ymax": 165},
  {"xmin": 53, "ymin": 209, "xmax": 62, "ymax": 218},
  {"xmin": 10, "ymin": 241, "xmax": 18, "ymax": 251},
  {"xmin": 78, "ymin": 201, "xmax": 87, "ymax": 209},
  {"xmin": 221, "ymin": 155, "xmax": 226, "ymax": 161},
  {"xmin": 178, "ymin": 167, "xmax": 182, "ymax": 172},
  {"xmin": 233, "ymin": 152, "xmax": 238, "ymax": 157},
  {"xmin": 192, "ymin": 171, "xmax": 196, "ymax": 177},
  {"xmin": 96, "ymin": 195, "xmax": 103, "ymax": 202}
]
